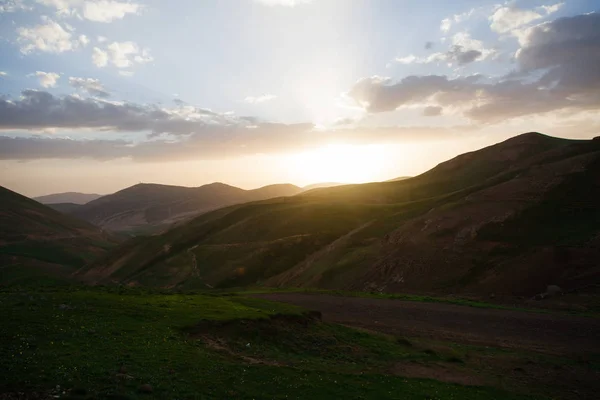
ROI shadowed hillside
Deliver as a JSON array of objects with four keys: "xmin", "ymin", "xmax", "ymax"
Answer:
[
  {"xmin": 77, "ymin": 133, "xmax": 600, "ymax": 296},
  {"xmin": 67, "ymin": 182, "xmax": 303, "ymax": 233},
  {"xmin": 0, "ymin": 186, "xmax": 119, "ymax": 285}
]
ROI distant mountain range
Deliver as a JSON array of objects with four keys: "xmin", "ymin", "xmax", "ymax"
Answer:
[
  {"xmin": 76, "ymin": 132, "xmax": 600, "ymax": 296},
  {"xmin": 0, "ymin": 186, "xmax": 118, "ymax": 285},
  {"xmin": 63, "ymin": 182, "xmax": 303, "ymax": 233},
  {"xmin": 34, "ymin": 192, "xmax": 103, "ymax": 205}
]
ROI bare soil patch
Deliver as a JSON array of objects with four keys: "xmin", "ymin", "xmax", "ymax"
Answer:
[{"xmin": 253, "ymin": 293, "xmax": 600, "ymax": 356}]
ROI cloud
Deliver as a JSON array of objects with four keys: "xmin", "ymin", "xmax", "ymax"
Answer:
[
  {"xmin": 489, "ymin": 2, "xmax": 563, "ymax": 34},
  {"xmin": 36, "ymin": 0, "xmax": 141, "ymax": 23},
  {"xmin": 0, "ymin": 72, "xmax": 7, "ymax": 76},
  {"xmin": 78, "ymin": 34, "xmax": 89, "ymax": 46},
  {"xmin": 349, "ymin": 13, "xmax": 600, "ymax": 123},
  {"xmin": 253, "ymin": 0, "xmax": 313, "ymax": 6},
  {"xmin": 92, "ymin": 47, "xmax": 108, "ymax": 67},
  {"xmin": 394, "ymin": 55, "xmax": 418, "ymax": 64},
  {"xmin": 93, "ymin": 41, "xmax": 153, "ymax": 68},
  {"xmin": 97, "ymin": 35, "xmax": 107, "ymax": 43},
  {"xmin": 439, "ymin": 8, "xmax": 478, "ymax": 33},
  {"xmin": 0, "ymin": 89, "xmax": 472, "ymax": 162},
  {"xmin": 0, "ymin": 90, "xmax": 251, "ymax": 135},
  {"xmin": 423, "ymin": 106, "xmax": 442, "ymax": 116},
  {"xmin": 16, "ymin": 17, "xmax": 87, "ymax": 53},
  {"xmin": 32, "ymin": 71, "xmax": 60, "ymax": 88},
  {"xmin": 440, "ymin": 18, "xmax": 452, "ymax": 33},
  {"xmin": 69, "ymin": 77, "xmax": 110, "ymax": 97},
  {"xmin": 393, "ymin": 32, "xmax": 493, "ymax": 67},
  {"xmin": 118, "ymin": 70, "xmax": 134, "ymax": 77},
  {"xmin": 244, "ymin": 94, "xmax": 277, "ymax": 104},
  {"xmin": 0, "ymin": 0, "xmax": 31, "ymax": 13},
  {"xmin": 424, "ymin": 41, "xmax": 434, "ymax": 50}
]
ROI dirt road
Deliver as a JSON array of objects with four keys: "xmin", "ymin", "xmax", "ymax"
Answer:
[{"xmin": 253, "ymin": 293, "xmax": 600, "ymax": 355}]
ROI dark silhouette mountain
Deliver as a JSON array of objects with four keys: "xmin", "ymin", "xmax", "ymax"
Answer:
[
  {"xmin": 34, "ymin": 192, "xmax": 103, "ymax": 205},
  {"xmin": 68, "ymin": 182, "xmax": 303, "ymax": 233},
  {"xmin": 77, "ymin": 133, "xmax": 600, "ymax": 296},
  {"xmin": 0, "ymin": 186, "xmax": 118, "ymax": 284}
]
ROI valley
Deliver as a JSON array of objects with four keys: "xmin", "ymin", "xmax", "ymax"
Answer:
[{"xmin": 2, "ymin": 132, "xmax": 599, "ymax": 400}]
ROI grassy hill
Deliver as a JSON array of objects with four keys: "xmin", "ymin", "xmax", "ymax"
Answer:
[
  {"xmin": 77, "ymin": 133, "xmax": 600, "ymax": 296},
  {"xmin": 0, "ymin": 186, "xmax": 119, "ymax": 285},
  {"xmin": 68, "ymin": 182, "xmax": 303, "ymax": 234}
]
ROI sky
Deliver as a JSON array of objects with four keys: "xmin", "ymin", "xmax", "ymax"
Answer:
[{"xmin": 1, "ymin": 0, "xmax": 599, "ymax": 196}]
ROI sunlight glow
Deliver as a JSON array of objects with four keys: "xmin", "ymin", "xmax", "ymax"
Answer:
[{"xmin": 288, "ymin": 144, "xmax": 392, "ymax": 184}]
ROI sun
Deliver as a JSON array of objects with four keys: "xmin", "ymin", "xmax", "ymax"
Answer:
[{"xmin": 288, "ymin": 143, "xmax": 391, "ymax": 185}]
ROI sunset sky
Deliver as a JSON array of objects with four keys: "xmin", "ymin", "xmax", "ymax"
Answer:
[{"xmin": 1, "ymin": 0, "xmax": 599, "ymax": 196}]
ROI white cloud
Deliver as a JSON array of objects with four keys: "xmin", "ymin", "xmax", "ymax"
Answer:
[
  {"xmin": 97, "ymin": 35, "xmax": 107, "ymax": 42},
  {"xmin": 253, "ymin": 0, "xmax": 312, "ymax": 6},
  {"xmin": 36, "ymin": 0, "xmax": 142, "ymax": 22},
  {"xmin": 118, "ymin": 70, "xmax": 134, "ymax": 77},
  {"xmin": 33, "ymin": 71, "xmax": 60, "ymax": 88},
  {"xmin": 539, "ymin": 3, "xmax": 564, "ymax": 15},
  {"xmin": 78, "ymin": 34, "xmax": 89, "ymax": 46},
  {"xmin": 440, "ymin": 8, "xmax": 477, "ymax": 33},
  {"xmin": 0, "ymin": 71, "xmax": 8, "ymax": 76},
  {"xmin": 395, "ymin": 54, "xmax": 418, "ymax": 64},
  {"xmin": 490, "ymin": 3, "xmax": 562, "ymax": 34},
  {"xmin": 244, "ymin": 94, "xmax": 277, "ymax": 103},
  {"xmin": 82, "ymin": 0, "xmax": 140, "ymax": 22},
  {"xmin": 69, "ymin": 76, "xmax": 110, "ymax": 97},
  {"xmin": 92, "ymin": 47, "xmax": 108, "ymax": 67},
  {"xmin": 17, "ymin": 17, "xmax": 84, "ymax": 53},
  {"xmin": 440, "ymin": 18, "xmax": 451, "ymax": 33},
  {"xmin": 92, "ymin": 41, "xmax": 151, "ymax": 68},
  {"xmin": 92, "ymin": 41, "xmax": 152, "ymax": 68},
  {"xmin": 0, "ymin": 0, "xmax": 31, "ymax": 13},
  {"xmin": 490, "ymin": 6, "xmax": 542, "ymax": 33}
]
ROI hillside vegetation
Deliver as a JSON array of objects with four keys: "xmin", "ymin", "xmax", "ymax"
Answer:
[
  {"xmin": 0, "ymin": 186, "xmax": 118, "ymax": 285},
  {"xmin": 78, "ymin": 133, "xmax": 600, "ymax": 296}
]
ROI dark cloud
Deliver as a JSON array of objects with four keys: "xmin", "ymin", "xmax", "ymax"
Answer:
[
  {"xmin": 0, "ymin": 90, "xmax": 239, "ymax": 134},
  {"xmin": 446, "ymin": 45, "xmax": 482, "ymax": 66},
  {"xmin": 423, "ymin": 106, "xmax": 442, "ymax": 116},
  {"xmin": 425, "ymin": 41, "xmax": 434, "ymax": 50},
  {"xmin": 0, "ymin": 124, "xmax": 469, "ymax": 162},
  {"xmin": 349, "ymin": 13, "xmax": 600, "ymax": 123}
]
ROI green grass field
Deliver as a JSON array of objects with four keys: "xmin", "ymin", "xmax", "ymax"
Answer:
[{"xmin": 1, "ymin": 286, "xmax": 542, "ymax": 400}]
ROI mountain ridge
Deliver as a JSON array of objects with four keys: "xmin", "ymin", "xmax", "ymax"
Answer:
[
  {"xmin": 34, "ymin": 192, "xmax": 104, "ymax": 205},
  {"xmin": 76, "ymin": 132, "xmax": 600, "ymax": 296},
  {"xmin": 67, "ymin": 181, "xmax": 304, "ymax": 233}
]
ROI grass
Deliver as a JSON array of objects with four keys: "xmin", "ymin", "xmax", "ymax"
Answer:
[{"xmin": 0, "ymin": 286, "xmax": 539, "ymax": 400}]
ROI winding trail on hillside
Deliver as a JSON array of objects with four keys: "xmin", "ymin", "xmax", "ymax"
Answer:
[{"xmin": 253, "ymin": 293, "xmax": 600, "ymax": 356}]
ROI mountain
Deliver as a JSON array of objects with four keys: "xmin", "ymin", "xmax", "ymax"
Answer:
[
  {"xmin": 67, "ymin": 182, "xmax": 303, "ymax": 233},
  {"xmin": 386, "ymin": 176, "xmax": 411, "ymax": 182},
  {"xmin": 302, "ymin": 182, "xmax": 344, "ymax": 191},
  {"xmin": 0, "ymin": 186, "xmax": 119, "ymax": 285},
  {"xmin": 47, "ymin": 202, "xmax": 84, "ymax": 214},
  {"xmin": 34, "ymin": 192, "xmax": 103, "ymax": 205},
  {"xmin": 77, "ymin": 133, "xmax": 600, "ymax": 296}
]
